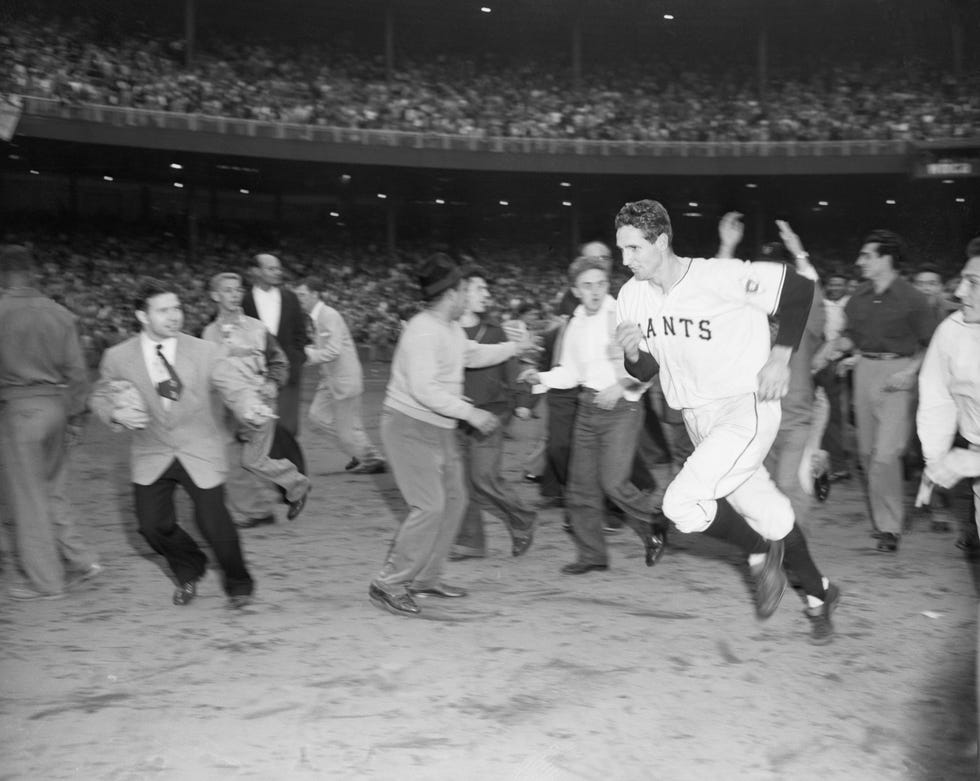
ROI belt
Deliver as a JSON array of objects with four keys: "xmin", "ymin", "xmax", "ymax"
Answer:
[{"xmin": 861, "ymin": 352, "xmax": 907, "ymax": 360}]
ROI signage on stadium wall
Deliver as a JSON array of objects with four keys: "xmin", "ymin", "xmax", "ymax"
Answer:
[{"xmin": 913, "ymin": 158, "xmax": 979, "ymax": 178}]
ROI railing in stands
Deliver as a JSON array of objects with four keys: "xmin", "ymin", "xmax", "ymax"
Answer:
[{"xmin": 17, "ymin": 95, "xmax": 916, "ymax": 158}]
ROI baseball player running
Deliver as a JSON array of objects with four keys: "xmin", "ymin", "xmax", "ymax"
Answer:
[{"xmin": 613, "ymin": 200, "xmax": 840, "ymax": 644}]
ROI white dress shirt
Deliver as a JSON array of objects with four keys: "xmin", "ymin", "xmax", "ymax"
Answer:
[
  {"xmin": 251, "ymin": 286, "xmax": 282, "ymax": 336},
  {"xmin": 538, "ymin": 296, "xmax": 644, "ymax": 402}
]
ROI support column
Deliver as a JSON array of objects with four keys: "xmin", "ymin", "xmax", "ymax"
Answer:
[
  {"xmin": 386, "ymin": 197, "xmax": 399, "ymax": 258},
  {"xmin": 384, "ymin": 1, "xmax": 395, "ymax": 82},
  {"xmin": 184, "ymin": 0, "xmax": 196, "ymax": 66},
  {"xmin": 571, "ymin": 0, "xmax": 583, "ymax": 90}
]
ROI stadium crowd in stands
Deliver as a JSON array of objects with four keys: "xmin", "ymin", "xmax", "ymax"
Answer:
[
  {"xmin": 3, "ymin": 16, "xmax": 979, "ymax": 142},
  {"xmin": 6, "ymin": 231, "xmax": 584, "ymax": 365},
  {"xmin": 2, "ymin": 227, "xmax": 963, "ymax": 367}
]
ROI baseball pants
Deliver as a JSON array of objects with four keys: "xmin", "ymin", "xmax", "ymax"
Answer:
[{"xmin": 663, "ymin": 394, "xmax": 794, "ymax": 540}]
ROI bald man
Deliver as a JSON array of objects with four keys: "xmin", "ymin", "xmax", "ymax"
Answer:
[{"xmin": 242, "ymin": 254, "xmax": 309, "ymax": 435}]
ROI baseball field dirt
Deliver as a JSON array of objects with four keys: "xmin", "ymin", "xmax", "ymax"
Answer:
[{"xmin": 2, "ymin": 366, "xmax": 977, "ymax": 780}]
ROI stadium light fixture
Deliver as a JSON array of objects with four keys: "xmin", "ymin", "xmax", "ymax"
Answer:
[
  {"xmin": 340, "ymin": 174, "xmax": 352, "ymax": 183},
  {"xmin": 885, "ymin": 199, "xmax": 896, "ymax": 205},
  {"xmin": 560, "ymin": 181, "xmax": 571, "ymax": 188},
  {"xmin": 103, "ymin": 175, "xmax": 114, "ymax": 182},
  {"xmin": 480, "ymin": 6, "xmax": 491, "ymax": 13},
  {"xmin": 29, "ymin": 169, "xmax": 39, "ymax": 175},
  {"xmin": 688, "ymin": 201, "xmax": 698, "ymax": 207},
  {"xmin": 499, "ymin": 200, "xmax": 509, "ymax": 206},
  {"xmin": 664, "ymin": 14, "xmax": 674, "ymax": 20},
  {"xmin": 956, "ymin": 197, "xmax": 966, "ymax": 203},
  {"xmin": 562, "ymin": 201, "xmax": 572, "ymax": 207},
  {"xmin": 170, "ymin": 163, "xmax": 182, "ymax": 170},
  {"xmin": 745, "ymin": 183, "xmax": 757, "ymax": 189},
  {"xmin": 239, "ymin": 188, "xmax": 249, "ymax": 195},
  {"xmin": 329, "ymin": 211, "xmax": 340, "ymax": 218},
  {"xmin": 942, "ymin": 179, "xmax": 954, "ymax": 184},
  {"xmin": 435, "ymin": 198, "xmax": 445, "ymax": 205},
  {"xmin": 8, "ymin": 153, "xmax": 20, "ymax": 160},
  {"xmin": 818, "ymin": 200, "xmax": 828, "ymax": 206},
  {"xmin": 174, "ymin": 182, "xmax": 184, "ymax": 188}
]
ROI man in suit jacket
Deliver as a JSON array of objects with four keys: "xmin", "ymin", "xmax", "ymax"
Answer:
[
  {"xmin": 294, "ymin": 277, "xmax": 386, "ymax": 474},
  {"xmin": 242, "ymin": 253, "xmax": 308, "ymax": 436},
  {"xmin": 90, "ymin": 277, "xmax": 255, "ymax": 608}
]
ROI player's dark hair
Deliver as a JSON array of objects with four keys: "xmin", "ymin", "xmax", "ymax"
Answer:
[
  {"xmin": 133, "ymin": 277, "xmax": 176, "ymax": 311},
  {"xmin": 966, "ymin": 237, "xmax": 980, "ymax": 259},
  {"xmin": 615, "ymin": 200, "xmax": 673, "ymax": 246},
  {"xmin": 862, "ymin": 230, "xmax": 906, "ymax": 268}
]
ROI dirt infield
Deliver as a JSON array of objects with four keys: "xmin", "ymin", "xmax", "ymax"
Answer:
[{"xmin": 2, "ymin": 365, "xmax": 978, "ymax": 780}]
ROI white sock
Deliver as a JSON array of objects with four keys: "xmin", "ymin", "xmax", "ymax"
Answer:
[{"xmin": 806, "ymin": 577, "xmax": 832, "ymax": 608}]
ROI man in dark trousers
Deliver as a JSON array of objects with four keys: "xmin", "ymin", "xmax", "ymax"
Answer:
[
  {"xmin": 90, "ymin": 277, "xmax": 255, "ymax": 608},
  {"xmin": 242, "ymin": 253, "xmax": 308, "ymax": 436},
  {"xmin": 450, "ymin": 266, "xmax": 537, "ymax": 561}
]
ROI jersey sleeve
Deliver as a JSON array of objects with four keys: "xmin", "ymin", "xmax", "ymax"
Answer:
[{"xmin": 726, "ymin": 259, "xmax": 788, "ymax": 316}]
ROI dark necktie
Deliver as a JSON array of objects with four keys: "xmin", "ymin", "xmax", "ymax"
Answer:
[{"xmin": 155, "ymin": 344, "xmax": 183, "ymax": 401}]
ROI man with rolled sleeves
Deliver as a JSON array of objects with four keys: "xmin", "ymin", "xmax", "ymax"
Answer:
[{"xmin": 838, "ymin": 230, "xmax": 938, "ymax": 552}]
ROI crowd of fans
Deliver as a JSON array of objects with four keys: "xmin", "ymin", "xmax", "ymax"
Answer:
[
  {"xmin": 7, "ymin": 230, "xmax": 581, "ymax": 366},
  {"xmin": 3, "ymin": 16, "xmax": 979, "ymax": 143},
  {"xmin": 4, "ymin": 226, "xmax": 964, "ymax": 369}
]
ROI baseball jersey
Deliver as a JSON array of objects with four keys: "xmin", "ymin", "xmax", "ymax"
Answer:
[{"xmin": 616, "ymin": 257, "xmax": 792, "ymax": 410}]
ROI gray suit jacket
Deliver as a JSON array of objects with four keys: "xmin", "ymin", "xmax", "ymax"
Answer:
[
  {"xmin": 306, "ymin": 303, "xmax": 364, "ymax": 401},
  {"xmin": 90, "ymin": 333, "xmax": 232, "ymax": 488}
]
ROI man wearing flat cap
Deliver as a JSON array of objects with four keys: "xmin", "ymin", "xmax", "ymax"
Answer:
[{"xmin": 369, "ymin": 253, "xmax": 536, "ymax": 616}]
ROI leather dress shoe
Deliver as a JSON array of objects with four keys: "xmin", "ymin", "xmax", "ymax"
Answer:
[
  {"xmin": 227, "ymin": 594, "xmax": 253, "ymax": 609},
  {"xmin": 286, "ymin": 487, "xmax": 310, "ymax": 521},
  {"xmin": 511, "ymin": 529, "xmax": 535, "ymax": 557},
  {"xmin": 351, "ymin": 458, "xmax": 387, "ymax": 475},
  {"xmin": 344, "ymin": 457, "xmax": 360, "ymax": 471},
  {"xmin": 236, "ymin": 514, "xmax": 275, "ymax": 529},
  {"xmin": 369, "ymin": 583, "xmax": 420, "ymax": 615},
  {"xmin": 560, "ymin": 561, "xmax": 609, "ymax": 575},
  {"xmin": 172, "ymin": 580, "xmax": 198, "ymax": 606},
  {"xmin": 409, "ymin": 583, "xmax": 468, "ymax": 598},
  {"xmin": 876, "ymin": 532, "xmax": 900, "ymax": 552},
  {"xmin": 644, "ymin": 521, "xmax": 667, "ymax": 567}
]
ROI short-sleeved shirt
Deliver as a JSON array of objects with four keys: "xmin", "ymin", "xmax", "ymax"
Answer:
[{"xmin": 844, "ymin": 277, "xmax": 936, "ymax": 356}]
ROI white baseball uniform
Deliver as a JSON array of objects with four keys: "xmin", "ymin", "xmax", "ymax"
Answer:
[{"xmin": 617, "ymin": 257, "xmax": 809, "ymax": 539}]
